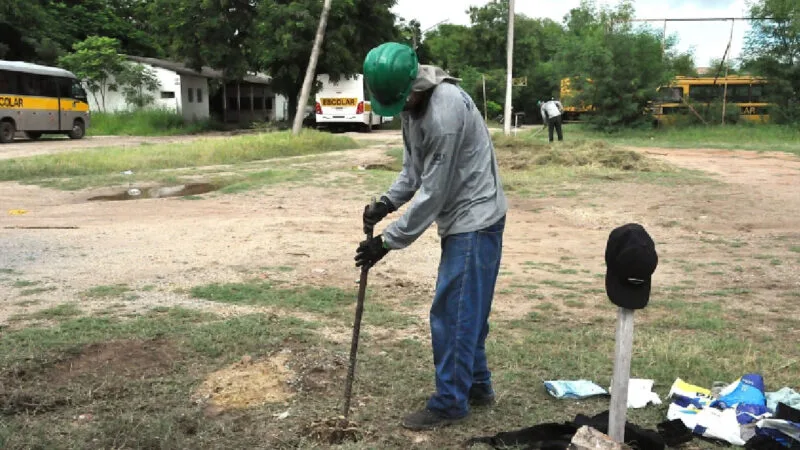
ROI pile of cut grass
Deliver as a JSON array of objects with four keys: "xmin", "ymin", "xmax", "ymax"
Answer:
[{"xmin": 494, "ymin": 135, "xmax": 672, "ymax": 172}]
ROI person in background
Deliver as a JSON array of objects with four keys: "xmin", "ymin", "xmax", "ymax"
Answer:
[{"xmin": 538, "ymin": 98, "xmax": 564, "ymax": 142}]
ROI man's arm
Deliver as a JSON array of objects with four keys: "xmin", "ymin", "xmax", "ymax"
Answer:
[
  {"xmin": 382, "ymin": 132, "xmax": 459, "ymax": 250},
  {"xmin": 541, "ymin": 105, "xmax": 548, "ymax": 123}
]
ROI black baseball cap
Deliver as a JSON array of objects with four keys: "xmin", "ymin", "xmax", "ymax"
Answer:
[{"xmin": 605, "ymin": 223, "xmax": 658, "ymax": 309}]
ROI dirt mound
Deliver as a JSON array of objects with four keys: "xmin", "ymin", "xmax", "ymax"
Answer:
[
  {"xmin": 495, "ymin": 138, "xmax": 672, "ymax": 172},
  {"xmin": 192, "ymin": 354, "xmax": 294, "ymax": 412},
  {"xmin": 52, "ymin": 339, "xmax": 178, "ymax": 383}
]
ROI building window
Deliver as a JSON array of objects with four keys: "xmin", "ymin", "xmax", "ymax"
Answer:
[
  {"xmin": 196, "ymin": 88, "xmax": 203, "ymax": 103},
  {"xmin": 161, "ymin": 91, "xmax": 175, "ymax": 99},
  {"xmin": 187, "ymin": 88, "xmax": 194, "ymax": 103}
]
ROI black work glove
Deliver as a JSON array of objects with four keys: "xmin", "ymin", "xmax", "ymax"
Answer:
[
  {"xmin": 362, "ymin": 196, "xmax": 395, "ymax": 235},
  {"xmin": 355, "ymin": 235, "xmax": 390, "ymax": 268}
]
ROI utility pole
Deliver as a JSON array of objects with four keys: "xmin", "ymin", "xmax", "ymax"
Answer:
[
  {"xmin": 293, "ymin": 0, "xmax": 333, "ymax": 136},
  {"xmin": 721, "ymin": 19, "xmax": 735, "ymax": 125},
  {"xmin": 503, "ymin": 0, "xmax": 515, "ymax": 136},
  {"xmin": 482, "ymin": 74, "xmax": 488, "ymax": 122}
]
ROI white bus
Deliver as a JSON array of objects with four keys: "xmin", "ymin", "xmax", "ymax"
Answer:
[
  {"xmin": 0, "ymin": 60, "xmax": 90, "ymax": 143},
  {"xmin": 314, "ymin": 73, "xmax": 393, "ymax": 131}
]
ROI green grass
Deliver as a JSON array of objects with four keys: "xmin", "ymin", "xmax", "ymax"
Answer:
[
  {"xmin": 87, "ymin": 110, "xmax": 222, "ymax": 137},
  {"xmin": 564, "ymin": 123, "xmax": 800, "ymax": 155},
  {"xmin": 0, "ymin": 130, "xmax": 357, "ymax": 184},
  {"xmin": 12, "ymin": 280, "xmax": 39, "ymax": 288},
  {"xmin": 190, "ymin": 281, "xmax": 351, "ymax": 313},
  {"xmin": 11, "ymin": 303, "xmax": 85, "ymax": 322},
  {"xmin": 83, "ymin": 284, "xmax": 131, "ymax": 299},
  {"xmin": 19, "ymin": 286, "xmax": 56, "ymax": 296},
  {"xmin": 218, "ymin": 169, "xmax": 312, "ymax": 194}
]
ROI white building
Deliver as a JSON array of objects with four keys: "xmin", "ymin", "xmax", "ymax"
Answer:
[{"xmin": 91, "ymin": 56, "xmax": 288, "ymax": 123}]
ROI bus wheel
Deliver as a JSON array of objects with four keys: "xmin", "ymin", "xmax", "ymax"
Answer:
[
  {"xmin": 25, "ymin": 132, "xmax": 43, "ymax": 141},
  {"xmin": 68, "ymin": 120, "xmax": 85, "ymax": 140},
  {"xmin": 0, "ymin": 120, "xmax": 15, "ymax": 144}
]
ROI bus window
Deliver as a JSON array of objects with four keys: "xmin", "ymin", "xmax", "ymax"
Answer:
[
  {"xmin": 689, "ymin": 84, "xmax": 723, "ymax": 102},
  {"xmin": 0, "ymin": 70, "xmax": 22, "ymax": 95},
  {"xmin": 727, "ymin": 85, "xmax": 750, "ymax": 103},
  {"xmin": 57, "ymin": 77, "xmax": 72, "ymax": 98},
  {"xmin": 658, "ymin": 87, "xmax": 683, "ymax": 102},
  {"xmin": 41, "ymin": 76, "xmax": 59, "ymax": 98},
  {"xmin": 71, "ymin": 80, "xmax": 88, "ymax": 102},
  {"xmin": 751, "ymin": 85, "xmax": 765, "ymax": 103}
]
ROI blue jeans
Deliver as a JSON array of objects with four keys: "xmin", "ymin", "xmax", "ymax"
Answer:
[{"xmin": 426, "ymin": 216, "xmax": 505, "ymax": 418}]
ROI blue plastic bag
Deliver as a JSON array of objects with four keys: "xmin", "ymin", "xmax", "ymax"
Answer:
[{"xmin": 711, "ymin": 374, "xmax": 766, "ymax": 410}]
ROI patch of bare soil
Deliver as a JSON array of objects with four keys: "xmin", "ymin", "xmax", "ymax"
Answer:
[
  {"xmin": 1, "ymin": 338, "xmax": 178, "ymax": 416},
  {"xmin": 51, "ymin": 339, "xmax": 178, "ymax": 383}
]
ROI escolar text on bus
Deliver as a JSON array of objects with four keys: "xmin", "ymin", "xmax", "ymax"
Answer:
[{"xmin": 0, "ymin": 97, "xmax": 24, "ymax": 108}]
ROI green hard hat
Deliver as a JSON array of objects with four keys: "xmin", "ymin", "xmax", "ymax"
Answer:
[{"xmin": 363, "ymin": 42, "xmax": 419, "ymax": 117}]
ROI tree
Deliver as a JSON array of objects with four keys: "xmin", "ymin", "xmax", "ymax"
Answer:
[
  {"xmin": 59, "ymin": 36, "xmax": 127, "ymax": 112},
  {"xmin": 396, "ymin": 18, "xmax": 433, "ymax": 63},
  {"xmin": 1, "ymin": 0, "xmax": 160, "ymax": 65},
  {"xmin": 255, "ymin": 0, "xmax": 398, "ymax": 120},
  {"xmin": 744, "ymin": 0, "xmax": 800, "ymax": 124},
  {"xmin": 293, "ymin": 0, "xmax": 332, "ymax": 135},
  {"xmin": 0, "ymin": 0, "xmax": 67, "ymax": 64},
  {"xmin": 147, "ymin": 0, "xmax": 259, "ymax": 79},
  {"xmin": 117, "ymin": 62, "xmax": 160, "ymax": 109},
  {"xmin": 556, "ymin": 0, "xmax": 674, "ymax": 130},
  {"xmin": 424, "ymin": 24, "xmax": 473, "ymax": 72}
]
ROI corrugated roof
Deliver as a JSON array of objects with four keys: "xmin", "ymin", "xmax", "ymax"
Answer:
[
  {"xmin": 0, "ymin": 60, "xmax": 77, "ymax": 79},
  {"xmin": 126, "ymin": 56, "xmax": 271, "ymax": 85}
]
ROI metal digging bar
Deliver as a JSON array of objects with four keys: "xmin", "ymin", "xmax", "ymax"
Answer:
[{"xmin": 342, "ymin": 228, "xmax": 373, "ymax": 419}]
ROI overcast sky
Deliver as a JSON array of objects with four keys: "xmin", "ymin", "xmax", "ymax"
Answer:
[{"xmin": 392, "ymin": 0, "xmax": 752, "ymax": 68}]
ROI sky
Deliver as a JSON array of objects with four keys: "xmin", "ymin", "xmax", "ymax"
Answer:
[{"xmin": 391, "ymin": 0, "xmax": 752, "ymax": 68}]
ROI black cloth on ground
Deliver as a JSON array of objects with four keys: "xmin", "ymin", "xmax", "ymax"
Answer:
[{"xmin": 464, "ymin": 410, "xmax": 677, "ymax": 450}]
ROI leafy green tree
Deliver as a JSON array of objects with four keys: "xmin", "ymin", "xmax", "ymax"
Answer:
[
  {"xmin": 424, "ymin": 24, "xmax": 474, "ymax": 72},
  {"xmin": 396, "ymin": 18, "xmax": 433, "ymax": 63},
  {"xmin": 556, "ymin": 0, "xmax": 673, "ymax": 130},
  {"xmin": 1, "ymin": 0, "xmax": 160, "ymax": 64},
  {"xmin": 669, "ymin": 52, "xmax": 699, "ymax": 77},
  {"xmin": 48, "ymin": 0, "xmax": 161, "ymax": 58},
  {"xmin": 744, "ymin": 0, "xmax": 800, "ymax": 124},
  {"xmin": 59, "ymin": 36, "xmax": 127, "ymax": 112},
  {"xmin": 117, "ymin": 63, "xmax": 160, "ymax": 109},
  {"xmin": 424, "ymin": 1, "xmax": 566, "ymax": 123},
  {"xmin": 147, "ymin": 0, "xmax": 258, "ymax": 79},
  {"xmin": 255, "ymin": 0, "xmax": 398, "ymax": 120},
  {"xmin": 0, "ymin": 0, "xmax": 66, "ymax": 63}
]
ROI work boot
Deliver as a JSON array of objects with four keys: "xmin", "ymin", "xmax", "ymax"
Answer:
[
  {"xmin": 469, "ymin": 383, "xmax": 496, "ymax": 407},
  {"xmin": 400, "ymin": 408, "xmax": 467, "ymax": 431}
]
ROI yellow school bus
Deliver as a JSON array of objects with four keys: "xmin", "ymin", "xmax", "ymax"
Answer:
[
  {"xmin": 559, "ymin": 77, "xmax": 595, "ymax": 121},
  {"xmin": 651, "ymin": 75, "xmax": 770, "ymax": 125},
  {"xmin": 0, "ymin": 60, "xmax": 91, "ymax": 143}
]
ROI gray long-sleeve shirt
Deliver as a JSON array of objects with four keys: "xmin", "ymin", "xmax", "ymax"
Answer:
[
  {"xmin": 540, "ymin": 100, "xmax": 563, "ymax": 122},
  {"xmin": 380, "ymin": 66, "xmax": 508, "ymax": 250}
]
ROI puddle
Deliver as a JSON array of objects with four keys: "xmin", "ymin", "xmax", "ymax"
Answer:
[{"xmin": 88, "ymin": 183, "xmax": 217, "ymax": 202}]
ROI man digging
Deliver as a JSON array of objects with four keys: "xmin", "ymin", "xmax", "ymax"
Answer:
[{"xmin": 354, "ymin": 42, "xmax": 508, "ymax": 431}]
